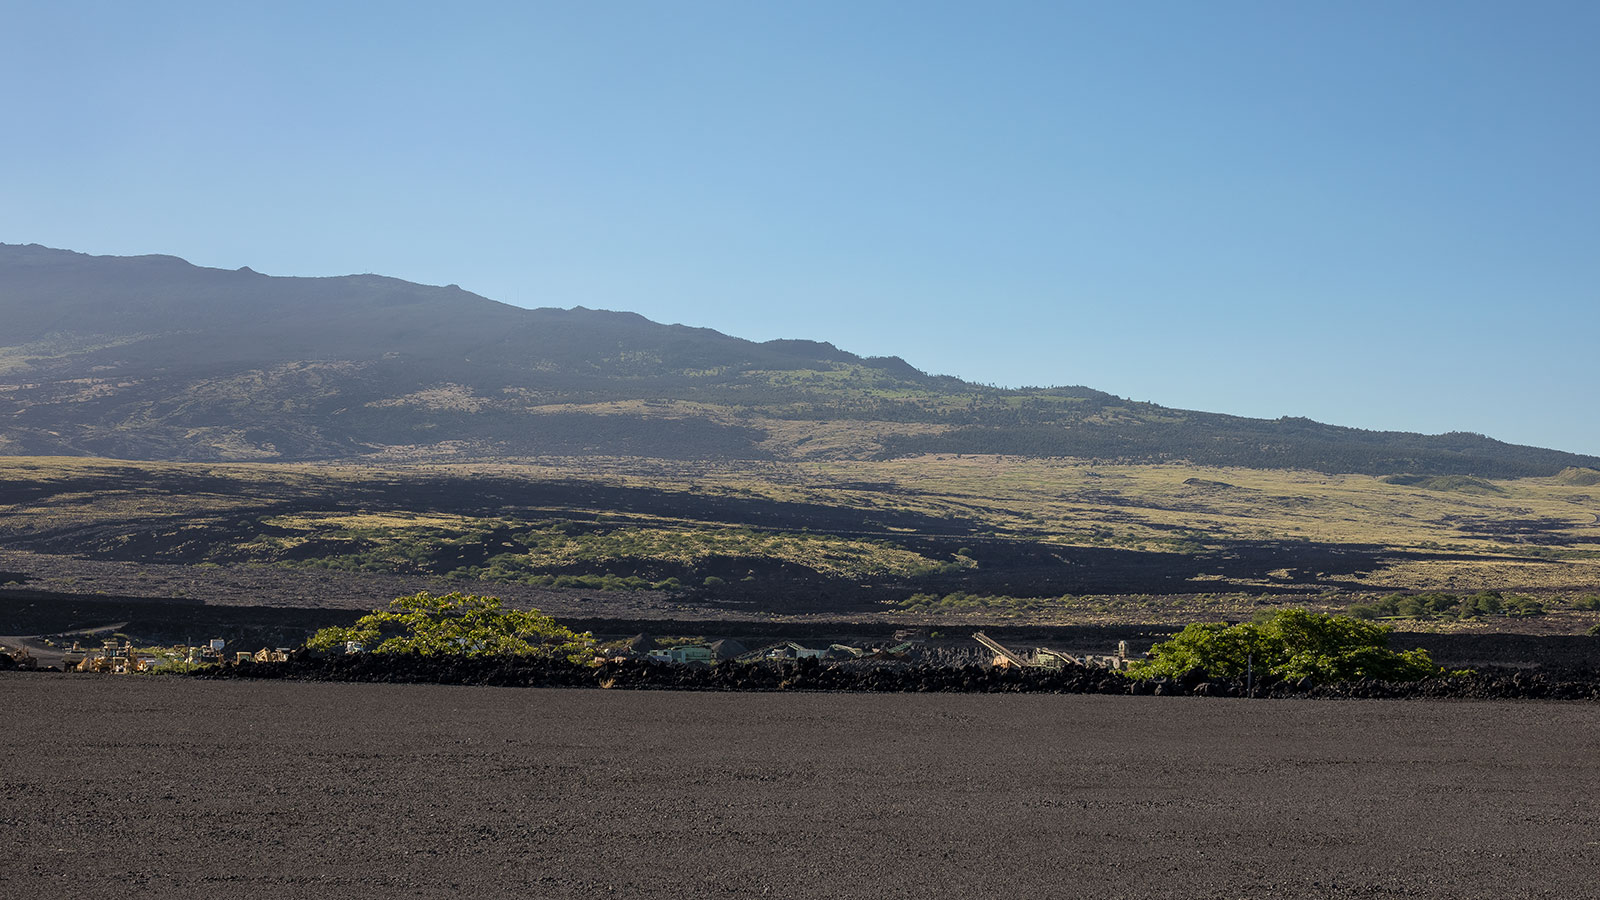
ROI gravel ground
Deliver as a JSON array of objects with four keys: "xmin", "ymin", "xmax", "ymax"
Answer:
[{"xmin": 3, "ymin": 674, "xmax": 1597, "ymax": 899}]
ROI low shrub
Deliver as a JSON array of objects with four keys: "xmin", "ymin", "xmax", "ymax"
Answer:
[{"xmin": 1129, "ymin": 609, "xmax": 1440, "ymax": 683}]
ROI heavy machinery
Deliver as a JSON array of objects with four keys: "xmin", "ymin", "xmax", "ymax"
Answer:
[
  {"xmin": 0, "ymin": 641, "xmax": 36, "ymax": 669},
  {"xmin": 973, "ymin": 631, "xmax": 1035, "ymax": 668},
  {"xmin": 973, "ymin": 631, "xmax": 1132, "ymax": 670}
]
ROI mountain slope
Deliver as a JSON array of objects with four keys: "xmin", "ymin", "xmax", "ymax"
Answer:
[{"xmin": 2, "ymin": 243, "xmax": 1595, "ymax": 477}]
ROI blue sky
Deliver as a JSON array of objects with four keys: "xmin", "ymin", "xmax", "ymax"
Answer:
[{"xmin": 4, "ymin": 1, "xmax": 1597, "ymax": 455}]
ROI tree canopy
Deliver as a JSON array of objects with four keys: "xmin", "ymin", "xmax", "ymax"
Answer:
[
  {"xmin": 1128, "ymin": 609, "xmax": 1441, "ymax": 683},
  {"xmin": 306, "ymin": 591, "xmax": 594, "ymax": 661}
]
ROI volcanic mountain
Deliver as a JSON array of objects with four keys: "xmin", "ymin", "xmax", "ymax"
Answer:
[{"xmin": 1, "ymin": 243, "xmax": 1593, "ymax": 477}]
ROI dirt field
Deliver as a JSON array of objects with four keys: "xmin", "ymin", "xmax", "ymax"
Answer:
[{"xmin": 3, "ymin": 675, "xmax": 1596, "ymax": 899}]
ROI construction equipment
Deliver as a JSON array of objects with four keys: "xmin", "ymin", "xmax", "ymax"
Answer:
[
  {"xmin": 0, "ymin": 642, "xmax": 35, "ymax": 669},
  {"xmin": 734, "ymin": 641, "xmax": 817, "ymax": 662},
  {"xmin": 73, "ymin": 654, "xmax": 113, "ymax": 673},
  {"xmin": 973, "ymin": 632, "xmax": 1035, "ymax": 668},
  {"xmin": 973, "ymin": 631, "xmax": 1134, "ymax": 670}
]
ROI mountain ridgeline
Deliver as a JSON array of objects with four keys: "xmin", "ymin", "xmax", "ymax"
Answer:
[{"xmin": 1, "ymin": 243, "xmax": 1593, "ymax": 477}]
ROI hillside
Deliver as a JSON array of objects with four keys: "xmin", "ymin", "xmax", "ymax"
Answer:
[
  {"xmin": 2, "ymin": 455, "xmax": 1598, "ymax": 629},
  {"xmin": 3, "ymin": 243, "xmax": 1596, "ymax": 477}
]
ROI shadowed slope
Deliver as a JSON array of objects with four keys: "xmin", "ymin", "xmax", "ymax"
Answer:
[{"xmin": 3, "ymin": 243, "xmax": 1596, "ymax": 476}]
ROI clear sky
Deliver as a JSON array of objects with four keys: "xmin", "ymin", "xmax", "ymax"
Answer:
[{"xmin": 4, "ymin": 1, "xmax": 1597, "ymax": 455}]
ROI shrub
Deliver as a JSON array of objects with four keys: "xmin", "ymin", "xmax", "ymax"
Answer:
[
  {"xmin": 1500, "ymin": 595, "xmax": 1546, "ymax": 617},
  {"xmin": 1460, "ymin": 591, "xmax": 1504, "ymax": 617},
  {"xmin": 305, "ymin": 592, "xmax": 594, "ymax": 661},
  {"xmin": 1129, "ymin": 609, "xmax": 1441, "ymax": 683}
]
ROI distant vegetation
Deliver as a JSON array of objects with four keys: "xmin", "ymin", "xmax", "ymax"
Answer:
[
  {"xmin": 4, "ymin": 455, "xmax": 1600, "ymax": 621},
  {"xmin": 882, "ymin": 419, "xmax": 1585, "ymax": 479},
  {"xmin": 1348, "ymin": 591, "xmax": 1548, "ymax": 621},
  {"xmin": 246, "ymin": 514, "xmax": 966, "ymax": 587},
  {"xmin": 1128, "ymin": 610, "xmax": 1442, "ymax": 683},
  {"xmin": 1380, "ymin": 474, "xmax": 1504, "ymax": 494},
  {"xmin": 891, "ymin": 590, "xmax": 1300, "ymax": 624},
  {"xmin": 897, "ymin": 591, "xmax": 1068, "ymax": 614}
]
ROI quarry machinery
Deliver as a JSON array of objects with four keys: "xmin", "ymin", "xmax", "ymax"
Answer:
[
  {"xmin": 973, "ymin": 632, "xmax": 1133, "ymax": 671},
  {"xmin": 0, "ymin": 642, "xmax": 35, "ymax": 669},
  {"xmin": 973, "ymin": 631, "xmax": 1033, "ymax": 668}
]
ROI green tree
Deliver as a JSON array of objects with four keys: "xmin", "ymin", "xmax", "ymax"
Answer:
[
  {"xmin": 1129, "ymin": 609, "xmax": 1440, "ymax": 683},
  {"xmin": 306, "ymin": 592, "xmax": 595, "ymax": 661}
]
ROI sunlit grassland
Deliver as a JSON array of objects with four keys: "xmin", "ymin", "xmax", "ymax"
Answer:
[
  {"xmin": 2, "ymin": 454, "xmax": 1597, "ymax": 599},
  {"xmin": 597, "ymin": 455, "xmax": 1600, "ymax": 591},
  {"xmin": 754, "ymin": 418, "xmax": 953, "ymax": 459},
  {"xmin": 6, "ymin": 452, "xmax": 1598, "ymax": 556},
  {"xmin": 372, "ymin": 393, "xmax": 962, "ymax": 460},
  {"xmin": 671, "ymin": 454, "xmax": 1600, "ymax": 550},
  {"xmin": 247, "ymin": 512, "xmax": 969, "ymax": 583},
  {"xmin": 746, "ymin": 365, "xmax": 965, "ymax": 404},
  {"xmin": 885, "ymin": 584, "xmax": 1600, "ymax": 629},
  {"xmin": 889, "ymin": 590, "xmax": 1315, "ymax": 626},
  {"xmin": 836, "ymin": 456, "xmax": 1600, "ymax": 591},
  {"xmin": 5, "ymin": 453, "xmax": 1598, "ymax": 556}
]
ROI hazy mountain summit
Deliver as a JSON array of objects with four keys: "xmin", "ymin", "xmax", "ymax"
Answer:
[
  {"xmin": 0, "ymin": 243, "xmax": 867, "ymax": 374},
  {"xmin": 2, "ymin": 243, "xmax": 1594, "ymax": 477}
]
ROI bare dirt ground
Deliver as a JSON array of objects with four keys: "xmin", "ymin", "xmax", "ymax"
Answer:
[{"xmin": 3, "ymin": 675, "xmax": 1597, "ymax": 899}]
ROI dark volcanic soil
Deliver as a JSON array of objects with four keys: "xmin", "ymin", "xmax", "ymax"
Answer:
[{"xmin": 3, "ymin": 675, "xmax": 1597, "ymax": 898}]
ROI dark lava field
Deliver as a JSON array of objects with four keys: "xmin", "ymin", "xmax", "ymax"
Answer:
[{"xmin": 3, "ymin": 674, "xmax": 1597, "ymax": 899}]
